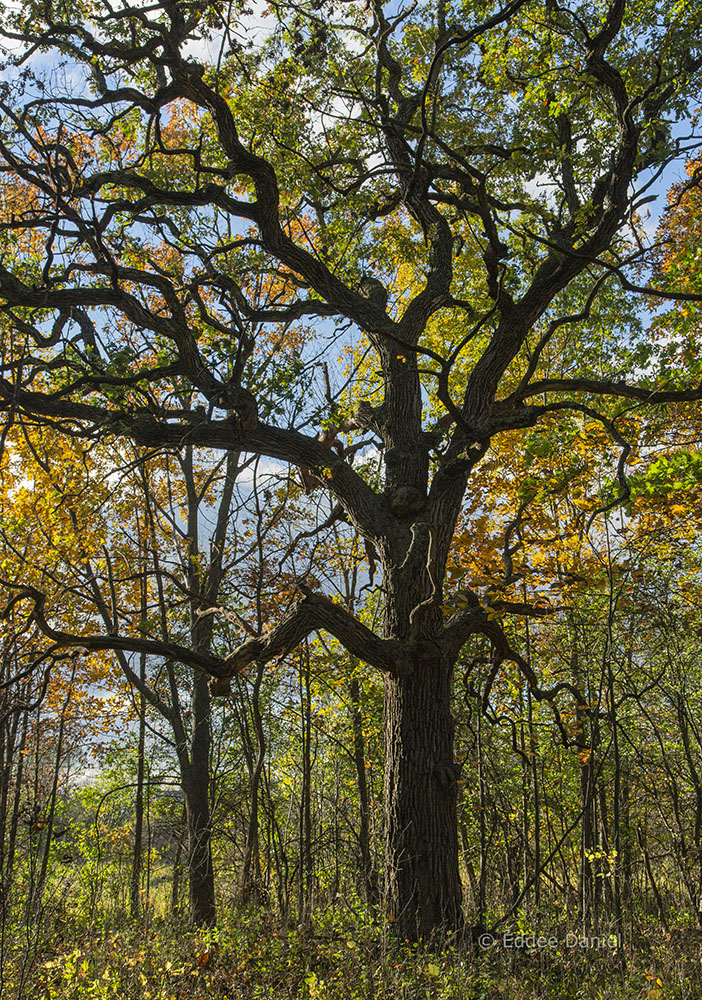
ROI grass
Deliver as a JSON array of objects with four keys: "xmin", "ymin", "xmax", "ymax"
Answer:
[{"xmin": 3, "ymin": 899, "xmax": 702, "ymax": 1000}]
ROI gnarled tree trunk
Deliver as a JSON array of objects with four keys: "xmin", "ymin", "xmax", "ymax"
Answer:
[{"xmin": 384, "ymin": 658, "xmax": 462, "ymax": 939}]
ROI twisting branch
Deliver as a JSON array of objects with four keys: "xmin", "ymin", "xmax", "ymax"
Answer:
[
  {"xmin": 1, "ymin": 581, "xmax": 407, "ymax": 701},
  {"xmin": 212, "ymin": 584, "xmax": 406, "ymax": 693},
  {"xmin": 0, "ymin": 584, "xmax": 231, "ymax": 679},
  {"xmin": 444, "ymin": 595, "xmax": 585, "ymax": 707}
]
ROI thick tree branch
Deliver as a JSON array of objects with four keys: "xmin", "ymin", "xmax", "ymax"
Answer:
[
  {"xmin": 0, "ymin": 380, "xmax": 389, "ymax": 544},
  {"xmin": 1, "ymin": 584, "xmax": 230, "ymax": 679},
  {"xmin": 501, "ymin": 377, "xmax": 702, "ymax": 409},
  {"xmin": 212, "ymin": 585, "xmax": 405, "ymax": 694}
]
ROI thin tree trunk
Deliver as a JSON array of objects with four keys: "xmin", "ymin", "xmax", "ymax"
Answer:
[
  {"xmin": 608, "ymin": 657, "xmax": 623, "ymax": 940},
  {"xmin": 572, "ymin": 646, "xmax": 596, "ymax": 932},
  {"xmin": 677, "ymin": 695, "xmax": 702, "ymax": 926},
  {"xmin": 184, "ymin": 671, "xmax": 216, "ymax": 927},
  {"xmin": 349, "ymin": 673, "xmax": 377, "ymax": 903},
  {"xmin": 171, "ymin": 805, "xmax": 186, "ymax": 918},
  {"xmin": 477, "ymin": 702, "xmax": 487, "ymax": 928},
  {"xmin": 0, "ymin": 682, "xmax": 20, "ymax": 910},
  {"xmin": 637, "ymin": 822, "xmax": 668, "ymax": 930},
  {"xmin": 33, "ymin": 664, "xmax": 75, "ymax": 917},
  {"xmin": 2, "ymin": 703, "xmax": 28, "ymax": 909},
  {"xmin": 523, "ymin": 608, "xmax": 540, "ymax": 912},
  {"xmin": 241, "ymin": 662, "xmax": 266, "ymax": 903},
  {"xmin": 130, "ymin": 648, "xmax": 147, "ymax": 920},
  {"xmin": 298, "ymin": 644, "xmax": 313, "ymax": 925}
]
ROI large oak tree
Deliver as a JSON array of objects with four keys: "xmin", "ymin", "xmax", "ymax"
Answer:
[{"xmin": 1, "ymin": 0, "xmax": 702, "ymax": 939}]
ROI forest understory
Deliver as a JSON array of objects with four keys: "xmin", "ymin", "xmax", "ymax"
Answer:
[{"xmin": 4, "ymin": 895, "xmax": 702, "ymax": 1000}]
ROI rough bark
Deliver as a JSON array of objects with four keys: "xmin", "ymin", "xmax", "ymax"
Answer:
[
  {"xmin": 182, "ymin": 672, "xmax": 216, "ymax": 928},
  {"xmin": 350, "ymin": 675, "xmax": 378, "ymax": 904},
  {"xmin": 130, "ymin": 641, "xmax": 147, "ymax": 919},
  {"xmin": 240, "ymin": 663, "xmax": 266, "ymax": 905},
  {"xmin": 383, "ymin": 659, "xmax": 463, "ymax": 939}
]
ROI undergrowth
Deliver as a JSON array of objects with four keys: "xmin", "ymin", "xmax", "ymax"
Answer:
[{"xmin": 3, "ymin": 901, "xmax": 702, "ymax": 1000}]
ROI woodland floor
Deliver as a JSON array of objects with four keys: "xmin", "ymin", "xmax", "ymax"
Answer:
[{"xmin": 4, "ymin": 902, "xmax": 702, "ymax": 1000}]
